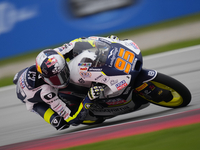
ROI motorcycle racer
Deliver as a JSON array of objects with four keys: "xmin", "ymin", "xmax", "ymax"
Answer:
[
  {"xmin": 13, "ymin": 37, "xmax": 105, "ymax": 130},
  {"xmin": 13, "ymin": 35, "xmax": 172, "ymax": 130}
]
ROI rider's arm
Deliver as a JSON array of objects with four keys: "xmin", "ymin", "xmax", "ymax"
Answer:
[
  {"xmin": 54, "ymin": 37, "xmax": 89, "ymax": 60},
  {"xmin": 40, "ymin": 85, "xmax": 71, "ymax": 120},
  {"xmin": 54, "ymin": 41, "xmax": 75, "ymax": 61}
]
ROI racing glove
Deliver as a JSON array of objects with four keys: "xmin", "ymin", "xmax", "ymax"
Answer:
[{"xmin": 88, "ymin": 86, "xmax": 104, "ymax": 100}]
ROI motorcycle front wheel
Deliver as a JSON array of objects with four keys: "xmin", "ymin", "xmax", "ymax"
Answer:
[{"xmin": 142, "ymin": 72, "xmax": 191, "ymax": 108}]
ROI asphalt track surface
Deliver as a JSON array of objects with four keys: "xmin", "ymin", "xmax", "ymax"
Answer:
[{"xmin": 0, "ymin": 45, "xmax": 200, "ymax": 149}]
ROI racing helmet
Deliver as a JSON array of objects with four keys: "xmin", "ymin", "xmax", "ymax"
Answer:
[{"xmin": 35, "ymin": 49, "xmax": 70, "ymax": 88}]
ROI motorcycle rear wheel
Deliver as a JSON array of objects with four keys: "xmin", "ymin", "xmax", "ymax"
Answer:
[{"xmin": 142, "ymin": 72, "xmax": 191, "ymax": 108}]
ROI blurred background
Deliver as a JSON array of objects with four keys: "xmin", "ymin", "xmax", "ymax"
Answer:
[
  {"xmin": 1, "ymin": 1, "xmax": 200, "ymax": 148},
  {"xmin": 1, "ymin": 0, "xmax": 200, "ymax": 60}
]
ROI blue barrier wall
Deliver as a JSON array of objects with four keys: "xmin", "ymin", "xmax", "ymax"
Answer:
[{"xmin": 1, "ymin": 0, "xmax": 200, "ymax": 59}]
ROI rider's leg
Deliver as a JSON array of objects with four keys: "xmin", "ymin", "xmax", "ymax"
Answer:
[
  {"xmin": 33, "ymin": 103, "xmax": 70, "ymax": 130},
  {"xmin": 65, "ymin": 96, "xmax": 94, "ymax": 126},
  {"xmin": 135, "ymin": 82, "xmax": 173, "ymax": 102}
]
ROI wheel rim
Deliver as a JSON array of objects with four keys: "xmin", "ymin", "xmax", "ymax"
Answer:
[{"xmin": 148, "ymin": 81, "xmax": 184, "ymax": 107}]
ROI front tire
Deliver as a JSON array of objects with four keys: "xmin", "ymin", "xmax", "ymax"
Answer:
[{"xmin": 144, "ymin": 72, "xmax": 191, "ymax": 108}]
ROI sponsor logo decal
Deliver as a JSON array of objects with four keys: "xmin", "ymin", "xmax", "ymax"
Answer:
[
  {"xmin": 95, "ymin": 74, "xmax": 103, "ymax": 80},
  {"xmin": 88, "ymin": 68, "xmax": 102, "ymax": 71},
  {"xmin": 106, "ymin": 98, "xmax": 126, "ymax": 105},
  {"xmin": 44, "ymin": 92, "xmax": 56, "ymax": 100},
  {"xmin": 52, "ymin": 66, "xmax": 61, "ymax": 74},
  {"xmin": 115, "ymin": 80, "xmax": 128, "ymax": 90},
  {"xmin": 45, "ymin": 56, "xmax": 58, "ymax": 68},
  {"xmin": 84, "ymin": 103, "xmax": 92, "ymax": 109},
  {"xmin": 78, "ymin": 63, "xmax": 91, "ymax": 66},
  {"xmin": 89, "ymin": 36, "xmax": 98, "ymax": 40},
  {"xmin": 108, "ymin": 48, "xmax": 118, "ymax": 67},
  {"xmin": 79, "ymin": 71, "xmax": 91, "ymax": 78},
  {"xmin": 90, "ymin": 106, "xmax": 130, "ymax": 113},
  {"xmin": 19, "ymin": 73, "xmax": 26, "ymax": 89},
  {"xmin": 135, "ymin": 83, "xmax": 148, "ymax": 92},
  {"xmin": 131, "ymin": 42, "xmax": 139, "ymax": 49},
  {"xmin": 80, "ymin": 67, "xmax": 88, "ymax": 71},
  {"xmin": 110, "ymin": 79, "xmax": 118, "ymax": 86},
  {"xmin": 108, "ymin": 49, "xmax": 114, "ymax": 58},
  {"xmin": 78, "ymin": 78, "xmax": 85, "ymax": 83},
  {"xmin": 101, "ymin": 77, "xmax": 109, "ymax": 83},
  {"xmin": 148, "ymin": 71, "xmax": 155, "ymax": 76}
]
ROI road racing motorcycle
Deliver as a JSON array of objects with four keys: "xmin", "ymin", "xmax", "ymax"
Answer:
[{"xmin": 58, "ymin": 37, "xmax": 192, "ymax": 125}]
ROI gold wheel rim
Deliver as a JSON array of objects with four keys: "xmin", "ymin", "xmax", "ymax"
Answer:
[{"xmin": 144, "ymin": 81, "xmax": 183, "ymax": 107}]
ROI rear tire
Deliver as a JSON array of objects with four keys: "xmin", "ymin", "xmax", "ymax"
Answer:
[{"xmin": 143, "ymin": 72, "xmax": 191, "ymax": 108}]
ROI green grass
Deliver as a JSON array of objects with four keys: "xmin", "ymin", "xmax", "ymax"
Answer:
[
  {"xmin": 141, "ymin": 37, "xmax": 200, "ymax": 56},
  {"xmin": 0, "ymin": 76, "xmax": 14, "ymax": 87},
  {"xmin": 0, "ymin": 45, "xmax": 60, "ymax": 67},
  {"xmin": 63, "ymin": 123, "xmax": 200, "ymax": 150},
  {"xmin": 110, "ymin": 12, "xmax": 200, "ymax": 37}
]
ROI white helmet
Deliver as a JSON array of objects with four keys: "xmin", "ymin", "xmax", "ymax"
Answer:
[{"xmin": 35, "ymin": 49, "xmax": 70, "ymax": 88}]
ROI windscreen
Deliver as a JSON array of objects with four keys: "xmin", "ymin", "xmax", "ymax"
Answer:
[{"xmin": 73, "ymin": 39, "xmax": 111, "ymax": 67}]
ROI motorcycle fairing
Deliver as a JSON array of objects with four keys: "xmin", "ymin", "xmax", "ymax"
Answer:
[
  {"xmin": 61, "ymin": 38, "xmax": 156, "ymax": 118},
  {"xmin": 68, "ymin": 49, "xmax": 132, "ymax": 96},
  {"xmin": 68, "ymin": 38, "xmax": 144, "ymax": 96},
  {"xmin": 134, "ymin": 68, "xmax": 157, "ymax": 88}
]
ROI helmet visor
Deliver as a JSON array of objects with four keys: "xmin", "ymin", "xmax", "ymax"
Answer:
[{"xmin": 44, "ymin": 65, "xmax": 69, "ymax": 88}]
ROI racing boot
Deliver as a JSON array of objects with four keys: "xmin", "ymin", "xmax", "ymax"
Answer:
[
  {"xmin": 135, "ymin": 82, "xmax": 173, "ymax": 102},
  {"xmin": 33, "ymin": 103, "xmax": 70, "ymax": 130}
]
